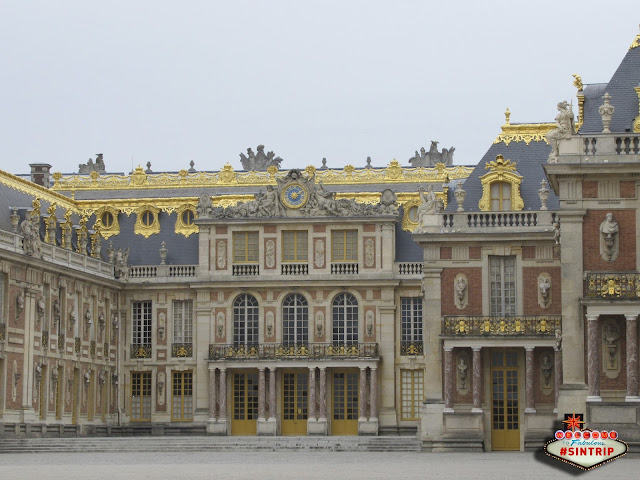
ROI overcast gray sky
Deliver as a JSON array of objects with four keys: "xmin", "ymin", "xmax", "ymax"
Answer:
[{"xmin": 1, "ymin": 1, "xmax": 638, "ymax": 175}]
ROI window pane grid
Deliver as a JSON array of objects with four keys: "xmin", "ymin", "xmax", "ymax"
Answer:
[
  {"xmin": 233, "ymin": 294, "xmax": 259, "ymax": 345},
  {"xmin": 283, "ymin": 294, "xmax": 308, "ymax": 345},
  {"xmin": 332, "ymin": 293, "xmax": 358, "ymax": 344},
  {"xmin": 172, "ymin": 371, "xmax": 193, "ymax": 421},
  {"xmin": 331, "ymin": 230, "xmax": 358, "ymax": 262},
  {"xmin": 282, "ymin": 231, "xmax": 308, "ymax": 262},
  {"xmin": 489, "ymin": 257, "xmax": 516, "ymax": 316},
  {"xmin": 401, "ymin": 297, "xmax": 423, "ymax": 342},
  {"xmin": 132, "ymin": 301, "xmax": 152, "ymax": 344},
  {"xmin": 131, "ymin": 372, "xmax": 151, "ymax": 421},
  {"xmin": 173, "ymin": 300, "xmax": 193, "ymax": 343},
  {"xmin": 233, "ymin": 232, "xmax": 259, "ymax": 263},
  {"xmin": 401, "ymin": 370, "xmax": 423, "ymax": 420}
]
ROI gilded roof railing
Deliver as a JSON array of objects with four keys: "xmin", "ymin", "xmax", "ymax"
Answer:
[{"xmin": 51, "ymin": 162, "xmax": 473, "ymax": 192}]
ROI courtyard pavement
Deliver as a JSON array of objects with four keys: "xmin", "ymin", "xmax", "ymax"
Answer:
[{"xmin": 0, "ymin": 450, "xmax": 638, "ymax": 479}]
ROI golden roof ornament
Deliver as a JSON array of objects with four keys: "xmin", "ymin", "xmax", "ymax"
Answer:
[
  {"xmin": 485, "ymin": 154, "xmax": 517, "ymax": 173},
  {"xmin": 630, "ymin": 25, "xmax": 640, "ymax": 49},
  {"xmin": 504, "ymin": 107, "xmax": 511, "ymax": 125},
  {"xmin": 572, "ymin": 74, "xmax": 583, "ymax": 92}
]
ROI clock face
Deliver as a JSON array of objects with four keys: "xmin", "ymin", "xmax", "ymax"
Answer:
[{"xmin": 281, "ymin": 183, "xmax": 308, "ymax": 209}]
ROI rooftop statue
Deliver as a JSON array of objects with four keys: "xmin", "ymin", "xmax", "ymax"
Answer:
[
  {"xmin": 202, "ymin": 169, "xmax": 398, "ymax": 219},
  {"xmin": 409, "ymin": 141, "xmax": 455, "ymax": 167},
  {"xmin": 239, "ymin": 145, "xmax": 283, "ymax": 171},
  {"xmin": 546, "ymin": 101, "xmax": 575, "ymax": 163},
  {"xmin": 78, "ymin": 153, "xmax": 106, "ymax": 174}
]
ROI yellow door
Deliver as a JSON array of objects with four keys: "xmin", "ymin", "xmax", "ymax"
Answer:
[
  {"xmin": 281, "ymin": 371, "xmax": 308, "ymax": 435},
  {"xmin": 491, "ymin": 349, "xmax": 520, "ymax": 450},
  {"xmin": 232, "ymin": 372, "xmax": 258, "ymax": 435},
  {"xmin": 331, "ymin": 371, "xmax": 358, "ymax": 435}
]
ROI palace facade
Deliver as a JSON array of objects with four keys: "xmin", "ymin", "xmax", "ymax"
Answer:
[{"xmin": 0, "ymin": 31, "xmax": 639, "ymax": 452}]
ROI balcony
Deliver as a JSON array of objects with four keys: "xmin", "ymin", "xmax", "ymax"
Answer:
[
  {"xmin": 74, "ymin": 337, "xmax": 81, "ymax": 353},
  {"xmin": 442, "ymin": 211, "xmax": 555, "ymax": 229},
  {"xmin": 41, "ymin": 331, "xmax": 49, "ymax": 349},
  {"xmin": 57, "ymin": 333, "xmax": 65, "ymax": 351},
  {"xmin": 209, "ymin": 343, "xmax": 379, "ymax": 360},
  {"xmin": 130, "ymin": 343, "xmax": 152, "ymax": 359},
  {"xmin": 330, "ymin": 262, "xmax": 359, "ymax": 275},
  {"xmin": 586, "ymin": 272, "xmax": 640, "ymax": 300},
  {"xmin": 232, "ymin": 264, "xmax": 260, "ymax": 276},
  {"xmin": 172, "ymin": 342, "xmax": 193, "ymax": 358},
  {"xmin": 281, "ymin": 263, "xmax": 309, "ymax": 275},
  {"xmin": 443, "ymin": 315, "xmax": 561, "ymax": 336},
  {"xmin": 400, "ymin": 341, "xmax": 424, "ymax": 355}
]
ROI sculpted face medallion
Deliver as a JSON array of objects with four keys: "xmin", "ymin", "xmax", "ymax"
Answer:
[{"xmin": 281, "ymin": 183, "xmax": 308, "ymax": 209}]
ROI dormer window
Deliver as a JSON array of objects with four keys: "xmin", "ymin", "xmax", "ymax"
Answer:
[
  {"xmin": 478, "ymin": 155, "xmax": 524, "ymax": 212},
  {"xmin": 490, "ymin": 182, "xmax": 512, "ymax": 211}
]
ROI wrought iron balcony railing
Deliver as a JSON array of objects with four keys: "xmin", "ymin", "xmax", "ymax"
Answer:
[
  {"xmin": 41, "ymin": 331, "xmax": 49, "ymax": 349},
  {"xmin": 443, "ymin": 315, "xmax": 561, "ymax": 336},
  {"xmin": 172, "ymin": 342, "xmax": 193, "ymax": 358},
  {"xmin": 104, "ymin": 342, "xmax": 109, "ymax": 358},
  {"xmin": 0, "ymin": 323, "xmax": 5, "ymax": 341},
  {"xmin": 131, "ymin": 343, "xmax": 152, "ymax": 359},
  {"xmin": 586, "ymin": 272, "xmax": 640, "ymax": 300},
  {"xmin": 58, "ymin": 333, "xmax": 65, "ymax": 351},
  {"xmin": 74, "ymin": 337, "xmax": 81, "ymax": 353},
  {"xmin": 400, "ymin": 341, "xmax": 424, "ymax": 355},
  {"xmin": 90, "ymin": 341, "xmax": 96, "ymax": 357},
  {"xmin": 209, "ymin": 342, "xmax": 379, "ymax": 360}
]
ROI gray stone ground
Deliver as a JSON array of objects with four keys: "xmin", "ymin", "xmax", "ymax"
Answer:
[{"xmin": 0, "ymin": 451, "xmax": 638, "ymax": 479}]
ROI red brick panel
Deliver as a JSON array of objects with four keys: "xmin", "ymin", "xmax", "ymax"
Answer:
[
  {"xmin": 363, "ymin": 224, "xmax": 376, "ymax": 232},
  {"xmin": 441, "ymin": 268, "xmax": 482, "ymax": 316},
  {"xmin": 469, "ymin": 247, "xmax": 481, "ymax": 260},
  {"xmin": 215, "ymin": 226, "xmax": 227, "ymax": 234},
  {"xmin": 620, "ymin": 181, "xmax": 636, "ymax": 198},
  {"xmin": 582, "ymin": 181, "xmax": 598, "ymax": 198},
  {"xmin": 522, "ymin": 267, "xmax": 561, "ymax": 315},
  {"xmin": 440, "ymin": 247, "xmax": 452, "ymax": 260},
  {"xmin": 583, "ymin": 209, "xmax": 636, "ymax": 271},
  {"xmin": 522, "ymin": 246, "xmax": 535, "ymax": 260},
  {"xmin": 264, "ymin": 225, "xmax": 276, "ymax": 234}
]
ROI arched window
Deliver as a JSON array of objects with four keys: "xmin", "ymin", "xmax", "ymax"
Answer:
[
  {"xmin": 233, "ymin": 294, "xmax": 259, "ymax": 346},
  {"xmin": 282, "ymin": 293, "xmax": 308, "ymax": 345},
  {"xmin": 490, "ymin": 182, "xmax": 512, "ymax": 211},
  {"xmin": 332, "ymin": 293, "xmax": 358, "ymax": 345}
]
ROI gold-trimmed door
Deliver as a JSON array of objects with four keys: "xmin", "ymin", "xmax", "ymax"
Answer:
[
  {"xmin": 331, "ymin": 370, "xmax": 358, "ymax": 435},
  {"xmin": 281, "ymin": 371, "xmax": 308, "ymax": 435},
  {"xmin": 491, "ymin": 349, "xmax": 520, "ymax": 450},
  {"xmin": 232, "ymin": 372, "xmax": 258, "ymax": 435}
]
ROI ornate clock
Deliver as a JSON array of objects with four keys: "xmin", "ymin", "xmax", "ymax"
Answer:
[{"xmin": 281, "ymin": 183, "xmax": 309, "ymax": 209}]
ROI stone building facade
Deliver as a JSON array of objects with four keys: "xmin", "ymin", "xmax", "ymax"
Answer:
[{"xmin": 0, "ymin": 30, "xmax": 639, "ymax": 452}]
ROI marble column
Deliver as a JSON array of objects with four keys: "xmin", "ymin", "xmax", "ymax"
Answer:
[
  {"xmin": 525, "ymin": 347, "xmax": 536, "ymax": 413},
  {"xmin": 218, "ymin": 368, "xmax": 226, "ymax": 420},
  {"xmin": 370, "ymin": 366, "xmax": 378, "ymax": 420},
  {"xmin": 625, "ymin": 315, "xmax": 640, "ymax": 401},
  {"xmin": 258, "ymin": 367, "xmax": 266, "ymax": 420},
  {"xmin": 587, "ymin": 315, "xmax": 601, "ymax": 401},
  {"xmin": 472, "ymin": 347, "xmax": 482, "ymax": 412},
  {"xmin": 308, "ymin": 367, "xmax": 316, "ymax": 420},
  {"xmin": 208, "ymin": 368, "xmax": 217, "ymax": 419},
  {"xmin": 444, "ymin": 347, "xmax": 453, "ymax": 411},
  {"xmin": 359, "ymin": 367, "xmax": 367, "ymax": 420},
  {"xmin": 269, "ymin": 367, "xmax": 276, "ymax": 419},
  {"xmin": 554, "ymin": 347, "xmax": 563, "ymax": 412},
  {"xmin": 319, "ymin": 367, "xmax": 327, "ymax": 420}
]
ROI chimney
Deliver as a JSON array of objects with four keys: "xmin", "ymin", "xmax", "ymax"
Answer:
[{"xmin": 29, "ymin": 164, "xmax": 52, "ymax": 188}]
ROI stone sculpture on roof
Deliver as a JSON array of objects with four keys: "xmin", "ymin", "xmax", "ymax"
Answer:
[
  {"xmin": 201, "ymin": 169, "xmax": 397, "ymax": 219},
  {"xmin": 546, "ymin": 101, "xmax": 575, "ymax": 163},
  {"xmin": 409, "ymin": 141, "xmax": 455, "ymax": 166},
  {"xmin": 239, "ymin": 145, "xmax": 283, "ymax": 171},
  {"xmin": 79, "ymin": 153, "xmax": 106, "ymax": 174}
]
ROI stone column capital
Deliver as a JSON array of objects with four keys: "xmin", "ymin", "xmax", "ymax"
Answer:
[
  {"xmin": 586, "ymin": 315, "xmax": 599, "ymax": 322},
  {"xmin": 472, "ymin": 347, "xmax": 482, "ymax": 352},
  {"xmin": 443, "ymin": 346, "xmax": 453, "ymax": 352},
  {"xmin": 525, "ymin": 346, "xmax": 535, "ymax": 352},
  {"xmin": 625, "ymin": 314, "xmax": 639, "ymax": 322}
]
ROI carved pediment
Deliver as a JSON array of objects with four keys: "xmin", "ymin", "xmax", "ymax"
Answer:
[{"xmin": 198, "ymin": 169, "xmax": 398, "ymax": 219}]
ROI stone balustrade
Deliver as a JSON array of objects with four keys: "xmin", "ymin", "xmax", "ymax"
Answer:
[
  {"xmin": 281, "ymin": 263, "xmax": 309, "ymax": 275},
  {"xmin": 396, "ymin": 262, "xmax": 423, "ymax": 276},
  {"xmin": 442, "ymin": 211, "xmax": 555, "ymax": 229},
  {"xmin": 128, "ymin": 264, "xmax": 198, "ymax": 282},
  {"xmin": 330, "ymin": 262, "xmax": 359, "ymax": 275}
]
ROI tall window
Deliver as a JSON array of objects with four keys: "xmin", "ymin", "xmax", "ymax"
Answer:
[
  {"xmin": 331, "ymin": 230, "xmax": 358, "ymax": 262},
  {"xmin": 401, "ymin": 297, "xmax": 423, "ymax": 354},
  {"xmin": 490, "ymin": 256, "xmax": 516, "ymax": 316},
  {"xmin": 332, "ymin": 293, "xmax": 358, "ymax": 344},
  {"xmin": 172, "ymin": 371, "xmax": 193, "ymax": 421},
  {"xmin": 490, "ymin": 182, "xmax": 512, "ymax": 211},
  {"xmin": 233, "ymin": 232, "xmax": 259, "ymax": 263},
  {"xmin": 132, "ymin": 301, "xmax": 152, "ymax": 345},
  {"xmin": 282, "ymin": 294, "xmax": 308, "ymax": 345},
  {"xmin": 401, "ymin": 370, "xmax": 424, "ymax": 420},
  {"xmin": 233, "ymin": 294, "xmax": 259, "ymax": 345},
  {"xmin": 173, "ymin": 300, "xmax": 193, "ymax": 344},
  {"xmin": 131, "ymin": 372, "xmax": 151, "ymax": 421},
  {"xmin": 282, "ymin": 231, "xmax": 308, "ymax": 262}
]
